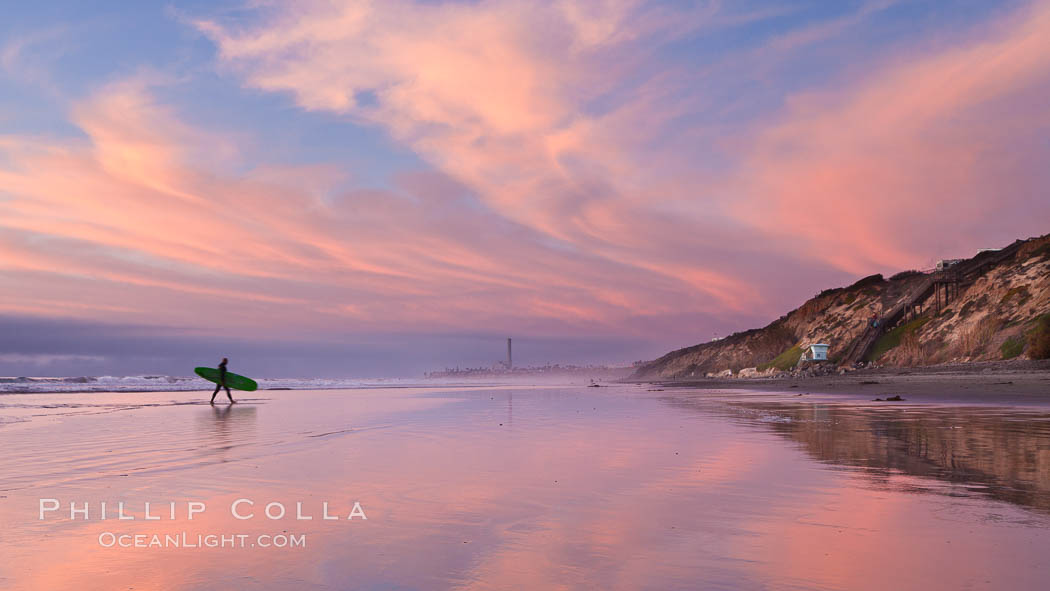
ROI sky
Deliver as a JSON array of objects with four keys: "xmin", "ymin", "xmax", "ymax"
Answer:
[{"xmin": 1, "ymin": 0, "xmax": 1049, "ymax": 377}]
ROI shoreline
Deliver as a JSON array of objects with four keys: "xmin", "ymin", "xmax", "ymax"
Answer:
[{"xmin": 633, "ymin": 360, "xmax": 1050, "ymax": 405}]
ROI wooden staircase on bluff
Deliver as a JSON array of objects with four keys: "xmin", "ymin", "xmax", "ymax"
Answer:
[
  {"xmin": 838, "ymin": 274, "xmax": 937, "ymax": 366},
  {"xmin": 837, "ymin": 239, "xmax": 1026, "ymax": 366}
]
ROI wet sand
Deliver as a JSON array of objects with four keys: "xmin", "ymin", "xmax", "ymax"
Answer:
[{"xmin": 3, "ymin": 384, "xmax": 1050, "ymax": 589}]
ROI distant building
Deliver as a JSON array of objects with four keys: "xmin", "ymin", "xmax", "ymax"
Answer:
[{"xmin": 935, "ymin": 259, "xmax": 964, "ymax": 271}]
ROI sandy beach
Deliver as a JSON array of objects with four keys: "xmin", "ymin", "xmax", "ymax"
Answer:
[
  {"xmin": 643, "ymin": 360, "xmax": 1050, "ymax": 405},
  {"xmin": 4, "ymin": 382, "xmax": 1050, "ymax": 590}
]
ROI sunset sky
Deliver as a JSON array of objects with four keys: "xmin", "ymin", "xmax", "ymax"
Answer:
[{"xmin": 2, "ymin": 0, "xmax": 1049, "ymax": 377}]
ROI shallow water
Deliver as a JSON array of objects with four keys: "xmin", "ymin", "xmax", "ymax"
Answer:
[
  {"xmin": 0, "ymin": 374, "xmax": 460, "ymax": 393},
  {"xmin": 2, "ymin": 384, "xmax": 1050, "ymax": 590}
]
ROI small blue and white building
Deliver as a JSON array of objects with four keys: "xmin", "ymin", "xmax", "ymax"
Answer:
[{"xmin": 805, "ymin": 343, "xmax": 830, "ymax": 361}]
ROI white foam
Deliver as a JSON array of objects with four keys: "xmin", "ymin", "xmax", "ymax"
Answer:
[{"xmin": 0, "ymin": 375, "xmax": 427, "ymax": 393}]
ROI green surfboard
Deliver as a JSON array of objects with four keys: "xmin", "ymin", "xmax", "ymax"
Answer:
[{"xmin": 194, "ymin": 367, "xmax": 258, "ymax": 391}]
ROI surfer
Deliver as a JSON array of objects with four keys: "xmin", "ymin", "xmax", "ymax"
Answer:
[{"xmin": 210, "ymin": 357, "xmax": 235, "ymax": 404}]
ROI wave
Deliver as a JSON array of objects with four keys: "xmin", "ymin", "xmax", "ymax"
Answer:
[{"xmin": 0, "ymin": 375, "xmax": 430, "ymax": 394}]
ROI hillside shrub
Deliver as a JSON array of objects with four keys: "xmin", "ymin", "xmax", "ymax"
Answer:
[
  {"xmin": 898, "ymin": 330, "xmax": 927, "ymax": 365},
  {"xmin": 867, "ymin": 317, "xmax": 929, "ymax": 362},
  {"xmin": 847, "ymin": 274, "xmax": 885, "ymax": 290},
  {"xmin": 1027, "ymin": 241, "xmax": 1050, "ymax": 260},
  {"xmin": 960, "ymin": 315, "xmax": 1002, "ymax": 356},
  {"xmin": 959, "ymin": 296, "xmax": 990, "ymax": 318},
  {"xmin": 1000, "ymin": 285, "xmax": 1031, "ymax": 307},
  {"xmin": 1029, "ymin": 314, "xmax": 1050, "ymax": 360},
  {"xmin": 1000, "ymin": 336, "xmax": 1025, "ymax": 359},
  {"xmin": 758, "ymin": 345, "xmax": 804, "ymax": 371}
]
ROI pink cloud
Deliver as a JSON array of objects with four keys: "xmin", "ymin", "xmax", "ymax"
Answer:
[
  {"xmin": 194, "ymin": 1, "xmax": 770, "ymax": 313},
  {"xmin": 731, "ymin": 2, "xmax": 1050, "ymax": 272},
  {"xmin": 194, "ymin": 0, "xmax": 1050, "ymax": 292},
  {"xmin": 1, "ymin": 76, "xmax": 752, "ymax": 338},
  {"xmin": 5, "ymin": 1, "xmax": 1050, "ymax": 347}
]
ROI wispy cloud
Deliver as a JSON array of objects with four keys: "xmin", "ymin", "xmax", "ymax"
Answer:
[
  {"xmin": 1, "ymin": 24, "xmax": 77, "ymax": 96},
  {"xmin": 1, "ymin": 73, "xmax": 757, "ymax": 339},
  {"xmin": 3, "ymin": 0, "xmax": 1049, "ymax": 357},
  {"xmin": 192, "ymin": 1, "xmax": 770, "ymax": 309},
  {"xmin": 192, "ymin": 0, "xmax": 1050, "ymax": 301}
]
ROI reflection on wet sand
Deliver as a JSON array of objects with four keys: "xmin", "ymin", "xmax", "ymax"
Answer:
[
  {"xmin": 668, "ymin": 394, "xmax": 1050, "ymax": 514},
  {"xmin": 197, "ymin": 404, "xmax": 257, "ymax": 462},
  {"xmin": 4, "ymin": 386, "xmax": 1050, "ymax": 590}
]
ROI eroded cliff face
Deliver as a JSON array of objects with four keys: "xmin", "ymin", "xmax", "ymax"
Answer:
[
  {"xmin": 631, "ymin": 273, "xmax": 927, "ymax": 379},
  {"xmin": 879, "ymin": 237, "xmax": 1050, "ymax": 366},
  {"xmin": 631, "ymin": 234, "xmax": 1050, "ymax": 380}
]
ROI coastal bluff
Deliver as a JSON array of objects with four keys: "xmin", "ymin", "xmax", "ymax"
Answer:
[{"xmin": 632, "ymin": 233, "xmax": 1050, "ymax": 380}]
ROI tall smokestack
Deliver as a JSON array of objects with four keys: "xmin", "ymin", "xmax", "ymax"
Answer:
[{"xmin": 507, "ymin": 338, "xmax": 512, "ymax": 369}]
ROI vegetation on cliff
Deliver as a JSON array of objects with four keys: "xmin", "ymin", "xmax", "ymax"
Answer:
[{"xmin": 1030, "ymin": 314, "xmax": 1050, "ymax": 360}]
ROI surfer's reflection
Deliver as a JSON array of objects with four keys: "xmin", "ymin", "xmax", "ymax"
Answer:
[
  {"xmin": 212, "ymin": 403, "xmax": 233, "ymax": 420},
  {"xmin": 201, "ymin": 404, "xmax": 256, "ymax": 462}
]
